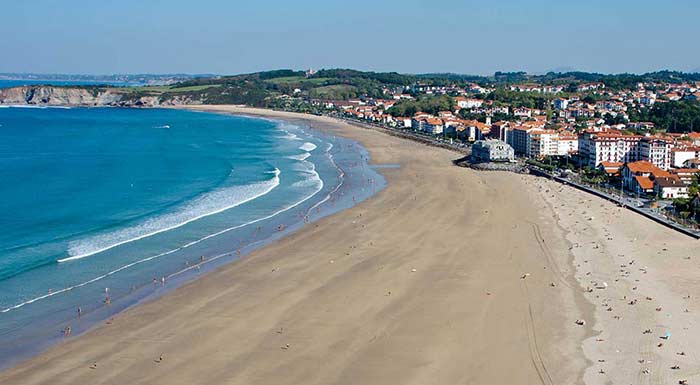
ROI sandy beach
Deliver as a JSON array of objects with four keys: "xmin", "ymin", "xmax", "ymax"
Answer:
[
  {"xmin": 527, "ymin": 176, "xmax": 700, "ymax": 384},
  {"xmin": 2, "ymin": 106, "xmax": 697, "ymax": 385}
]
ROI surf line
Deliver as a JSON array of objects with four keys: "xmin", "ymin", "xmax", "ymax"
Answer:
[
  {"xmin": 2, "ymin": 168, "xmax": 325, "ymax": 314},
  {"xmin": 58, "ymin": 169, "xmax": 281, "ymax": 263},
  {"xmin": 306, "ymin": 142, "xmax": 345, "ymax": 215}
]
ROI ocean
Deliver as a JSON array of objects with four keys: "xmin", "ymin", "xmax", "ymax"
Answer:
[
  {"xmin": 0, "ymin": 79, "xmax": 141, "ymax": 89},
  {"xmin": 0, "ymin": 107, "xmax": 384, "ymax": 367}
]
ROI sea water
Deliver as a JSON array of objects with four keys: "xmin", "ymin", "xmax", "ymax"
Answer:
[
  {"xmin": 0, "ymin": 79, "xmax": 140, "ymax": 89},
  {"xmin": 0, "ymin": 107, "xmax": 384, "ymax": 367}
]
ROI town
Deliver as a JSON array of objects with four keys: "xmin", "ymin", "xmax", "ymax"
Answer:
[{"xmin": 281, "ymin": 72, "xmax": 700, "ymax": 231}]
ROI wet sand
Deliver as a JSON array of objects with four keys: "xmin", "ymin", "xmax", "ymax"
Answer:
[{"xmin": 1, "ymin": 106, "xmax": 594, "ymax": 384}]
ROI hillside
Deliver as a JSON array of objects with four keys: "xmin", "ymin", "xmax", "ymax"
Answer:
[{"xmin": 1, "ymin": 69, "xmax": 699, "ymax": 108}]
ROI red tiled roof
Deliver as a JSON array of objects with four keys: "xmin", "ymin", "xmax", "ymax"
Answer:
[
  {"xmin": 634, "ymin": 176, "xmax": 654, "ymax": 190},
  {"xmin": 670, "ymin": 168, "xmax": 700, "ymax": 174},
  {"xmin": 625, "ymin": 161, "xmax": 665, "ymax": 175},
  {"xmin": 655, "ymin": 176, "xmax": 684, "ymax": 188}
]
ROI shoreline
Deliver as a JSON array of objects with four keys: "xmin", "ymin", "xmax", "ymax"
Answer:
[
  {"xmin": 0, "ymin": 107, "xmax": 384, "ymax": 370},
  {"xmin": 1, "ymin": 105, "xmax": 593, "ymax": 384}
]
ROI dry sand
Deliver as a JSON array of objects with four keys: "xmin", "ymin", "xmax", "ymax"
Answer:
[
  {"xmin": 5, "ymin": 106, "xmax": 694, "ymax": 385},
  {"xmin": 527, "ymin": 176, "xmax": 700, "ymax": 385}
]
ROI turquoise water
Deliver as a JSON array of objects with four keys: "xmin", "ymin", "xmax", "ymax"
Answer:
[{"xmin": 0, "ymin": 107, "xmax": 384, "ymax": 367}]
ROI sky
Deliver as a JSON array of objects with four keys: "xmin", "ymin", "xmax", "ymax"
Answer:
[{"xmin": 1, "ymin": 0, "xmax": 698, "ymax": 76}]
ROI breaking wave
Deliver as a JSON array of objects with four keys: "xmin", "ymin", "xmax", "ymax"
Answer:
[
  {"xmin": 59, "ymin": 168, "xmax": 281, "ymax": 263},
  {"xmin": 299, "ymin": 142, "xmax": 317, "ymax": 152}
]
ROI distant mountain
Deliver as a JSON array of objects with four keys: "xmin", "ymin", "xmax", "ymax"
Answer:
[
  {"xmin": 0, "ymin": 73, "xmax": 219, "ymax": 86},
  {"xmin": 531, "ymin": 66, "xmax": 577, "ymax": 76}
]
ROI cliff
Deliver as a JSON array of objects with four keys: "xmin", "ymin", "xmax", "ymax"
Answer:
[{"xmin": 0, "ymin": 86, "xmax": 202, "ymax": 107}]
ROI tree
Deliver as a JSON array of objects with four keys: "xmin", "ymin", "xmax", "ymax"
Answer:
[
  {"xmin": 629, "ymin": 100, "xmax": 700, "ymax": 132},
  {"xmin": 386, "ymin": 95, "xmax": 454, "ymax": 116}
]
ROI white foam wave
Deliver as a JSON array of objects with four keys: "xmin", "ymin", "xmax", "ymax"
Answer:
[
  {"xmin": 278, "ymin": 132, "xmax": 300, "ymax": 141},
  {"xmin": 1, "ymin": 169, "xmax": 324, "ymax": 314},
  {"xmin": 276, "ymin": 122, "xmax": 302, "ymax": 141},
  {"xmin": 0, "ymin": 136, "xmax": 358, "ymax": 315},
  {"xmin": 299, "ymin": 142, "xmax": 317, "ymax": 152},
  {"xmin": 307, "ymin": 143, "xmax": 345, "ymax": 214},
  {"xmin": 58, "ymin": 169, "xmax": 281, "ymax": 263},
  {"xmin": 287, "ymin": 152, "xmax": 311, "ymax": 161}
]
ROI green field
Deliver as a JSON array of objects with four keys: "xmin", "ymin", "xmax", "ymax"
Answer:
[
  {"xmin": 265, "ymin": 76, "xmax": 332, "ymax": 85},
  {"xmin": 118, "ymin": 84, "xmax": 222, "ymax": 93},
  {"xmin": 308, "ymin": 84, "xmax": 358, "ymax": 98}
]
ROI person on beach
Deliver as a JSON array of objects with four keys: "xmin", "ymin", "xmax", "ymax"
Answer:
[{"xmin": 77, "ymin": 306, "xmax": 81, "ymax": 318}]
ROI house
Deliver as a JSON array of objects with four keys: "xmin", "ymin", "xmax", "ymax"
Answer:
[
  {"xmin": 471, "ymin": 140, "xmax": 515, "ymax": 162},
  {"xmin": 576, "ymin": 82, "xmax": 605, "ymax": 92},
  {"xmin": 669, "ymin": 168, "xmax": 700, "ymax": 185},
  {"xmin": 553, "ymin": 98, "xmax": 569, "ymax": 110},
  {"xmin": 621, "ymin": 161, "xmax": 670, "ymax": 193},
  {"xmin": 654, "ymin": 176, "xmax": 688, "ymax": 199},
  {"xmin": 454, "ymin": 97, "xmax": 483, "ymax": 109},
  {"xmin": 671, "ymin": 147, "xmax": 700, "ymax": 168},
  {"xmin": 423, "ymin": 118, "xmax": 444, "ymax": 135},
  {"xmin": 542, "ymin": 85, "xmax": 565, "ymax": 94},
  {"xmin": 447, "ymin": 121, "xmax": 484, "ymax": 142},
  {"xmin": 509, "ymin": 84, "xmax": 541, "ymax": 93},
  {"xmin": 626, "ymin": 122, "xmax": 655, "ymax": 131},
  {"xmin": 513, "ymin": 107, "xmax": 535, "ymax": 118},
  {"xmin": 687, "ymin": 132, "xmax": 700, "ymax": 146},
  {"xmin": 597, "ymin": 161, "xmax": 623, "ymax": 177},
  {"xmin": 633, "ymin": 175, "xmax": 656, "ymax": 195}
]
